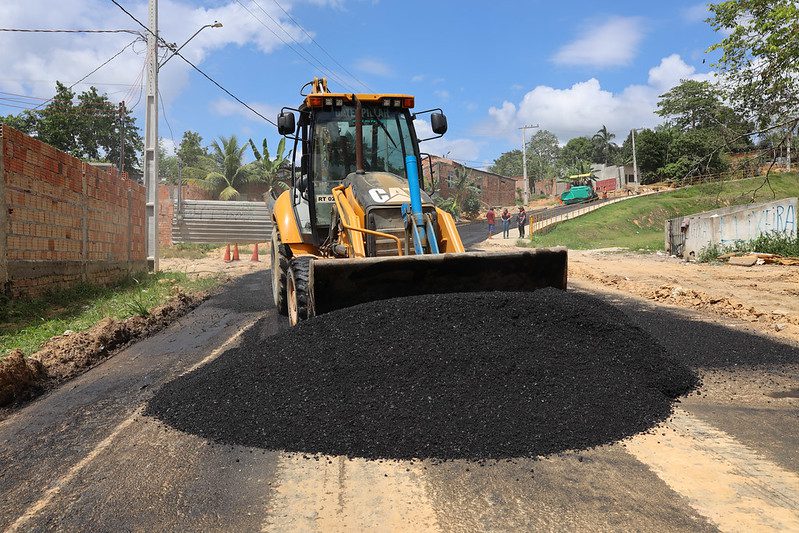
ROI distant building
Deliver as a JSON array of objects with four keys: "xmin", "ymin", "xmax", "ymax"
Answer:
[
  {"xmin": 590, "ymin": 164, "xmax": 639, "ymax": 192},
  {"xmin": 423, "ymin": 156, "xmax": 521, "ymax": 207}
]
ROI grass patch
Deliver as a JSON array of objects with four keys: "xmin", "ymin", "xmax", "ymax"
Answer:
[
  {"xmin": 160, "ymin": 243, "xmax": 221, "ymax": 259},
  {"xmin": 524, "ymin": 174, "xmax": 799, "ymax": 251},
  {"xmin": 0, "ymin": 271, "xmax": 222, "ymax": 358},
  {"xmin": 698, "ymin": 233, "xmax": 799, "ymax": 263}
]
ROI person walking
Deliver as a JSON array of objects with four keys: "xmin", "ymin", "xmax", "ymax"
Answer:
[
  {"xmin": 486, "ymin": 207, "xmax": 496, "ymax": 239},
  {"xmin": 501, "ymin": 207, "xmax": 511, "ymax": 239},
  {"xmin": 517, "ymin": 206, "xmax": 528, "ymax": 238}
]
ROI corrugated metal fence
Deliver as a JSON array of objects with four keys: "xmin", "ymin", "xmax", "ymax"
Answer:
[{"xmin": 172, "ymin": 200, "xmax": 272, "ymax": 244}]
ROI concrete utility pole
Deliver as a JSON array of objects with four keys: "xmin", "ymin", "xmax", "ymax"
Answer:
[
  {"xmin": 631, "ymin": 128, "xmax": 639, "ymax": 186},
  {"xmin": 144, "ymin": 0, "xmax": 159, "ymax": 271},
  {"xmin": 118, "ymin": 101, "xmax": 125, "ymax": 174},
  {"xmin": 519, "ymin": 124, "xmax": 538, "ymax": 205},
  {"xmin": 631, "ymin": 127, "xmax": 644, "ymax": 189}
]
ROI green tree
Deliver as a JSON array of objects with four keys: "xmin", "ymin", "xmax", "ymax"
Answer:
[
  {"xmin": 621, "ymin": 128, "xmax": 675, "ymax": 183},
  {"xmin": 592, "ymin": 125, "xmax": 616, "ymax": 164},
  {"xmin": 488, "ymin": 149, "xmax": 524, "ymax": 177},
  {"xmin": 188, "ymin": 135, "xmax": 251, "ymax": 200},
  {"xmin": 708, "ymin": 0, "xmax": 799, "ymax": 127},
  {"xmin": 177, "ymin": 130, "xmax": 206, "ymax": 167},
  {"xmin": 0, "ymin": 111, "xmax": 36, "ymax": 134},
  {"xmin": 661, "ymin": 128, "xmax": 729, "ymax": 179},
  {"xmin": 526, "ymin": 129, "xmax": 561, "ymax": 184},
  {"xmin": 447, "ymin": 164, "xmax": 480, "ymax": 216},
  {"xmin": 4, "ymin": 83, "xmax": 142, "ymax": 176},
  {"xmin": 158, "ymin": 139, "xmax": 180, "ymax": 183},
  {"xmin": 247, "ymin": 137, "xmax": 291, "ymax": 195},
  {"xmin": 559, "ymin": 136, "xmax": 595, "ymax": 169},
  {"xmin": 656, "ymin": 80, "xmax": 724, "ymax": 130}
]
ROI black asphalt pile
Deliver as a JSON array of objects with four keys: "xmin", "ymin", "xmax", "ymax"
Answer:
[{"xmin": 146, "ymin": 289, "xmax": 698, "ymax": 461}]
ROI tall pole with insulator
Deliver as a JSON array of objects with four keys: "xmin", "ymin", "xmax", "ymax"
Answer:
[{"xmin": 143, "ymin": 0, "xmax": 159, "ymax": 271}]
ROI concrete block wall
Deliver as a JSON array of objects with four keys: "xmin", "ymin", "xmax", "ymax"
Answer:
[
  {"xmin": 0, "ymin": 124, "xmax": 146, "ymax": 297},
  {"xmin": 667, "ymin": 197, "xmax": 798, "ymax": 258}
]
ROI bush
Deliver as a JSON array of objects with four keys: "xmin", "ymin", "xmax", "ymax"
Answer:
[{"xmin": 697, "ymin": 232, "xmax": 799, "ymax": 262}]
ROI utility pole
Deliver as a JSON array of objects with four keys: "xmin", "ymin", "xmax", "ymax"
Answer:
[
  {"xmin": 144, "ymin": 0, "xmax": 159, "ymax": 271},
  {"xmin": 117, "ymin": 101, "xmax": 126, "ymax": 174},
  {"xmin": 519, "ymin": 124, "xmax": 538, "ymax": 205},
  {"xmin": 787, "ymin": 125, "xmax": 793, "ymax": 173},
  {"xmin": 631, "ymin": 128, "xmax": 639, "ymax": 186}
]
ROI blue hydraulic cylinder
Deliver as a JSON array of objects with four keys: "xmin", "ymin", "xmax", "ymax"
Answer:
[{"xmin": 405, "ymin": 155, "xmax": 425, "ymax": 226}]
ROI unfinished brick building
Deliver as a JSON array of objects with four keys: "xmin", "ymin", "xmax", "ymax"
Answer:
[{"xmin": 422, "ymin": 156, "xmax": 521, "ymax": 207}]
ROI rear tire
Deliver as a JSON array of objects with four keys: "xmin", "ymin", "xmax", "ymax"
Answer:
[
  {"xmin": 287, "ymin": 256, "xmax": 314, "ymax": 326},
  {"xmin": 271, "ymin": 229, "xmax": 289, "ymax": 315}
]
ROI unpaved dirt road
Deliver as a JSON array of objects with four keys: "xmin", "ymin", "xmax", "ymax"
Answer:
[{"xmin": 0, "ymin": 248, "xmax": 797, "ymax": 530}]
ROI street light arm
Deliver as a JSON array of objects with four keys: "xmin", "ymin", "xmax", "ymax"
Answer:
[{"xmin": 159, "ymin": 21, "xmax": 222, "ymax": 70}]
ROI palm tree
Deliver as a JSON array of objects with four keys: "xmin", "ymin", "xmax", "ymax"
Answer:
[
  {"xmin": 592, "ymin": 125, "xmax": 616, "ymax": 165},
  {"xmin": 189, "ymin": 135, "xmax": 250, "ymax": 200},
  {"xmin": 247, "ymin": 137, "xmax": 292, "ymax": 196}
]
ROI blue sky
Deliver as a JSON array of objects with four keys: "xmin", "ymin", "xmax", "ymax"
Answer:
[{"xmin": 0, "ymin": 0, "xmax": 722, "ymax": 167}]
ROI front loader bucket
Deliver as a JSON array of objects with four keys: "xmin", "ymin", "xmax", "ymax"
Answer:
[{"xmin": 309, "ymin": 248, "xmax": 567, "ymax": 317}]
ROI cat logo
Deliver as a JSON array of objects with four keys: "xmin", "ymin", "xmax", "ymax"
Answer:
[{"xmin": 368, "ymin": 187, "xmax": 411, "ymax": 204}]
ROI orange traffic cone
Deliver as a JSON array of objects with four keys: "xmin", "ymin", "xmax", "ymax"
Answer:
[
  {"xmin": 232, "ymin": 243, "xmax": 240, "ymax": 261},
  {"xmin": 223, "ymin": 244, "xmax": 231, "ymax": 262},
  {"xmin": 250, "ymin": 243, "xmax": 259, "ymax": 262}
]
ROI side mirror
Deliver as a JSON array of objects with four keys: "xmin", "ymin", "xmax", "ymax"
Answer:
[
  {"xmin": 297, "ymin": 175, "xmax": 308, "ymax": 193},
  {"xmin": 431, "ymin": 112, "xmax": 448, "ymax": 135},
  {"xmin": 277, "ymin": 111, "xmax": 296, "ymax": 135}
]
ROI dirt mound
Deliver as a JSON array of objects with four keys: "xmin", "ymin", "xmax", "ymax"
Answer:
[
  {"xmin": 0, "ymin": 350, "xmax": 44, "ymax": 405},
  {"xmin": 147, "ymin": 289, "xmax": 698, "ymax": 461},
  {"xmin": 0, "ymin": 291, "xmax": 203, "ymax": 407}
]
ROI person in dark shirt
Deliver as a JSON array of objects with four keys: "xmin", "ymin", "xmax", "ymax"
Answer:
[
  {"xmin": 517, "ymin": 206, "xmax": 528, "ymax": 238},
  {"xmin": 501, "ymin": 208, "xmax": 511, "ymax": 238},
  {"xmin": 486, "ymin": 207, "xmax": 496, "ymax": 238}
]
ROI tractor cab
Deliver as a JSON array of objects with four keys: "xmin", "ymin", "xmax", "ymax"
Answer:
[{"xmin": 277, "ymin": 79, "xmax": 447, "ymax": 249}]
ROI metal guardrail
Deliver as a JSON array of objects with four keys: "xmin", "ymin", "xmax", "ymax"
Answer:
[{"xmin": 172, "ymin": 200, "xmax": 273, "ymax": 244}]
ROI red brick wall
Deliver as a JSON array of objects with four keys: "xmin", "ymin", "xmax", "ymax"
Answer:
[
  {"xmin": 422, "ymin": 158, "xmax": 517, "ymax": 207},
  {"xmin": 0, "ymin": 125, "xmax": 146, "ymax": 297}
]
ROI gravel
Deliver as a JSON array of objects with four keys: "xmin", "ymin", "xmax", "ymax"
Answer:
[{"xmin": 146, "ymin": 289, "xmax": 698, "ymax": 460}]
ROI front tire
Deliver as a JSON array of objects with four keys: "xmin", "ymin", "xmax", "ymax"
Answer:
[
  {"xmin": 271, "ymin": 229, "xmax": 289, "ymax": 315},
  {"xmin": 287, "ymin": 256, "xmax": 314, "ymax": 326}
]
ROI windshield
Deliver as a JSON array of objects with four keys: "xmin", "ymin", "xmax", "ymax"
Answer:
[{"xmin": 310, "ymin": 105, "xmax": 417, "ymax": 225}]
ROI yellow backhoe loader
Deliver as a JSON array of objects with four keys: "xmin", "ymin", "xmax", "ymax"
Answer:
[{"xmin": 270, "ymin": 78, "xmax": 567, "ymax": 325}]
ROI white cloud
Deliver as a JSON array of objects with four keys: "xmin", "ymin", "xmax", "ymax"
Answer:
[
  {"xmin": 355, "ymin": 58, "xmax": 393, "ymax": 77},
  {"xmin": 648, "ymin": 53, "xmax": 713, "ymax": 90},
  {"xmin": 0, "ymin": 0, "xmax": 314, "ymax": 108},
  {"xmin": 682, "ymin": 3, "xmax": 709, "ymax": 23},
  {"xmin": 211, "ymin": 98, "xmax": 280, "ymax": 123},
  {"xmin": 414, "ymin": 118, "xmax": 481, "ymax": 162},
  {"xmin": 552, "ymin": 16, "xmax": 644, "ymax": 68},
  {"xmin": 483, "ymin": 55, "xmax": 711, "ymax": 143},
  {"xmin": 411, "ymin": 74, "xmax": 425, "ymax": 82},
  {"xmin": 433, "ymin": 89, "xmax": 450, "ymax": 101}
]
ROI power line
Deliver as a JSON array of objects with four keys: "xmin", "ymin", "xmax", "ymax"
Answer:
[
  {"xmin": 28, "ymin": 37, "xmax": 142, "ymax": 111},
  {"xmin": 0, "ymin": 28, "xmax": 142, "ymax": 35},
  {"xmin": 268, "ymin": 0, "xmax": 371, "ymax": 91},
  {"xmin": 158, "ymin": 89, "xmax": 176, "ymax": 149},
  {"xmin": 236, "ymin": 0, "xmax": 357, "ymax": 92},
  {"xmin": 110, "ymin": 0, "xmax": 277, "ymax": 126}
]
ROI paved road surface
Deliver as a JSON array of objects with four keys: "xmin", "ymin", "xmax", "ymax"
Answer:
[
  {"xmin": 0, "ymin": 269, "xmax": 797, "ymax": 530},
  {"xmin": 459, "ymin": 199, "xmax": 610, "ymax": 247}
]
